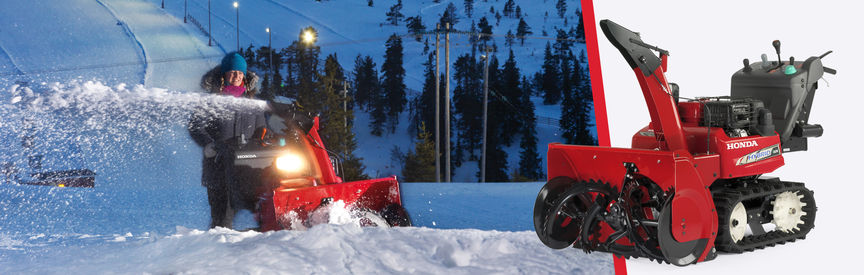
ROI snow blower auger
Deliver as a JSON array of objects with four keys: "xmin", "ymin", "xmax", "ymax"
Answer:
[
  {"xmin": 533, "ymin": 20, "xmax": 833, "ymax": 266},
  {"xmin": 232, "ymin": 101, "xmax": 411, "ymax": 231}
]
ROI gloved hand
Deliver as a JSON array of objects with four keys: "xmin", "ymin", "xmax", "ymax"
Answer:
[{"xmin": 204, "ymin": 143, "xmax": 216, "ymax": 158}]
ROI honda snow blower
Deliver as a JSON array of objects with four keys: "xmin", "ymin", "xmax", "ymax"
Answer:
[
  {"xmin": 231, "ymin": 101, "xmax": 410, "ymax": 231},
  {"xmin": 533, "ymin": 20, "xmax": 834, "ymax": 266}
]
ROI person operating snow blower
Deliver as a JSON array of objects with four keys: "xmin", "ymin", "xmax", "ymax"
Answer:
[{"xmin": 188, "ymin": 52, "xmax": 264, "ymax": 229}]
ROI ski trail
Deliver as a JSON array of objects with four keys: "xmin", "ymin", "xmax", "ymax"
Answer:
[
  {"xmin": 0, "ymin": 42, "xmax": 26, "ymax": 77},
  {"xmin": 101, "ymin": 0, "xmax": 222, "ymax": 91},
  {"xmin": 94, "ymin": 0, "xmax": 149, "ymax": 86},
  {"xmin": 265, "ymin": 0, "xmax": 357, "ymax": 43},
  {"xmin": 419, "ymin": 0, "xmax": 447, "ymax": 15}
]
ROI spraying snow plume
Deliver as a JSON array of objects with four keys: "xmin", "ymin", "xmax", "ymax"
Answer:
[{"xmin": 1, "ymin": 81, "xmax": 265, "ymax": 186}]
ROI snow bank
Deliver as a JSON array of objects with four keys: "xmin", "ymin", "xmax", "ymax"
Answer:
[{"xmin": 1, "ymin": 224, "xmax": 612, "ymax": 274}]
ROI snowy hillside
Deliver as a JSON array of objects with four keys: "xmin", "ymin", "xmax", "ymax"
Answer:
[{"xmin": 150, "ymin": 0, "xmax": 592, "ymax": 181}]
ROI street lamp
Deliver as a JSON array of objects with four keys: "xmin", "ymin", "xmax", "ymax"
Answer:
[
  {"xmin": 302, "ymin": 29, "xmax": 317, "ymax": 45},
  {"xmin": 234, "ymin": 2, "xmax": 240, "ymax": 51},
  {"xmin": 266, "ymin": 27, "xmax": 272, "ymax": 82},
  {"xmin": 184, "ymin": 0, "xmax": 187, "ymax": 23}
]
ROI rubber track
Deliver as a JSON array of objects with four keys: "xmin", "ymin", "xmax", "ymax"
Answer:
[{"xmin": 712, "ymin": 179, "xmax": 817, "ymax": 253}]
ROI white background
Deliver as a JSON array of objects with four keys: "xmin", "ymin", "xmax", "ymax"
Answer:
[{"xmin": 592, "ymin": 1, "xmax": 863, "ymax": 273}]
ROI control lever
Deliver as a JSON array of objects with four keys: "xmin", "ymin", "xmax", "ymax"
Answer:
[
  {"xmin": 818, "ymin": 50, "xmax": 836, "ymax": 74},
  {"xmin": 760, "ymin": 54, "xmax": 771, "ymax": 69},
  {"xmin": 772, "ymin": 40, "xmax": 782, "ymax": 65}
]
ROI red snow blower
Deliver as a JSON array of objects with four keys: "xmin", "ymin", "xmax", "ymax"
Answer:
[
  {"xmin": 534, "ymin": 20, "xmax": 833, "ymax": 265},
  {"xmin": 232, "ymin": 102, "xmax": 410, "ymax": 231}
]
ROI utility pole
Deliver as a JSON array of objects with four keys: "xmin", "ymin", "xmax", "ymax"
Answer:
[
  {"xmin": 481, "ymin": 47, "xmax": 490, "ymax": 183},
  {"xmin": 434, "ymin": 23, "xmax": 441, "ymax": 183},
  {"xmin": 234, "ymin": 2, "xmax": 240, "ymax": 52},
  {"xmin": 444, "ymin": 23, "xmax": 451, "ymax": 183},
  {"xmin": 343, "ymin": 81, "xmax": 349, "ymax": 156},
  {"xmin": 343, "ymin": 81, "xmax": 349, "ymax": 130},
  {"xmin": 208, "ymin": 0, "xmax": 212, "ymax": 46}
]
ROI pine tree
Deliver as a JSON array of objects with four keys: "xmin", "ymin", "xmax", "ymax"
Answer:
[
  {"xmin": 515, "ymin": 5, "xmax": 521, "ymax": 18},
  {"xmin": 260, "ymin": 73, "xmax": 272, "ymax": 100},
  {"xmin": 411, "ymin": 52, "xmax": 448, "ymax": 178},
  {"xmin": 480, "ymin": 54, "xmax": 510, "ymax": 182},
  {"xmin": 385, "ymin": 0, "xmax": 404, "ymax": 25},
  {"xmin": 477, "ymin": 17, "xmax": 492, "ymax": 44},
  {"xmin": 413, "ymin": 52, "xmax": 439, "ymax": 136},
  {"xmin": 464, "ymin": 0, "xmax": 474, "ymax": 18},
  {"xmin": 553, "ymin": 28, "xmax": 573, "ymax": 58},
  {"xmin": 503, "ymin": 0, "xmax": 515, "ymax": 17},
  {"xmin": 290, "ymin": 27, "xmax": 322, "ymax": 110},
  {"xmin": 367, "ymin": 0, "xmax": 373, "ymax": 7},
  {"xmin": 381, "ymin": 34, "xmax": 406, "ymax": 133},
  {"xmin": 505, "ymin": 30, "xmax": 515, "ymax": 47},
  {"xmin": 541, "ymin": 42, "xmax": 561, "ymax": 105},
  {"xmin": 402, "ymin": 123, "xmax": 436, "ymax": 182},
  {"xmin": 516, "ymin": 18, "xmax": 532, "ymax": 45},
  {"xmin": 478, "ymin": 128, "xmax": 509, "ymax": 182},
  {"xmin": 453, "ymin": 54, "xmax": 482, "ymax": 159},
  {"xmin": 574, "ymin": 9, "xmax": 585, "ymax": 40},
  {"xmin": 516, "ymin": 81, "xmax": 543, "ymax": 181},
  {"xmin": 439, "ymin": 3, "xmax": 459, "ymax": 27},
  {"xmin": 244, "ymin": 44, "xmax": 256, "ymax": 68},
  {"xmin": 556, "ymin": 0, "xmax": 567, "ymax": 18},
  {"xmin": 499, "ymin": 50, "xmax": 523, "ymax": 145},
  {"xmin": 318, "ymin": 54, "xmax": 369, "ymax": 181},
  {"xmin": 406, "ymin": 15, "xmax": 426, "ymax": 41},
  {"xmin": 560, "ymin": 53, "xmax": 597, "ymax": 145},
  {"xmin": 352, "ymin": 55, "xmax": 378, "ymax": 110}
]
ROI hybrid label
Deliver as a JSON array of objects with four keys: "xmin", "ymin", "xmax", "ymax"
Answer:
[{"xmin": 736, "ymin": 144, "xmax": 781, "ymax": 165}]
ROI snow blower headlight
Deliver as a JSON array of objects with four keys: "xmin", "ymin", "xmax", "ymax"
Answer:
[{"xmin": 275, "ymin": 153, "xmax": 306, "ymax": 173}]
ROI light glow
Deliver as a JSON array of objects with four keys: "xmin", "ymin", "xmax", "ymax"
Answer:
[
  {"xmin": 276, "ymin": 153, "xmax": 305, "ymax": 173},
  {"xmin": 233, "ymin": 2, "xmax": 238, "ymax": 8},
  {"xmin": 302, "ymin": 29, "xmax": 316, "ymax": 44}
]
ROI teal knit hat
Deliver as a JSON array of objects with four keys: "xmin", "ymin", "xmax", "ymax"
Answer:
[{"xmin": 221, "ymin": 52, "xmax": 247, "ymax": 74}]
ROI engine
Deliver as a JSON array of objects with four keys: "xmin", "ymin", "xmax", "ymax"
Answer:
[{"xmin": 698, "ymin": 97, "xmax": 774, "ymax": 138}]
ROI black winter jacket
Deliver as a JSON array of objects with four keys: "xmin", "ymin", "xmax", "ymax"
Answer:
[{"xmin": 189, "ymin": 67, "xmax": 265, "ymax": 187}]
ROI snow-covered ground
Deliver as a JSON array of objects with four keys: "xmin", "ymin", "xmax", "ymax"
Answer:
[{"xmin": 0, "ymin": 1, "xmax": 613, "ymax": 274}]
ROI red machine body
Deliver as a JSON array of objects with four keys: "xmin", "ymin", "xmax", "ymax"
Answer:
[
  {"xmin": 234, "ymin": 108, "xmax": 409, "ymax": 231},
  {"xmin": 536, "ymin": 20, "xmax": 827, "ymax": 266}
]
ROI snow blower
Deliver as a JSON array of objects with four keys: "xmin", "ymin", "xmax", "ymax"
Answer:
[
  {"xmin": 231, "ymin": 101, "xmax": 410, "ymax": 231},
  {"xmin": 533, "ymin": 20, "xmax": 833, "ymax": 265}
]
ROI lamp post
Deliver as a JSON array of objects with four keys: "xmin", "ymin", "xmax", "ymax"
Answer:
[
  {"xmin": 184, "ymin": 0, "xmax": 187, "ymax": 23},
  {"xmin": 234, "ymin": 2, "xmax": 240, "ymax": 52},
  {"xmin": 481, "ymin": 47, "xmax": 491, "ymax": 183},
  {"xmin": 161, "ymin": 0, "xmax": 164, "ymax": 9},
  {"xmin": 208, "ymin": 0, "xmax": 212, "ymax": 46},
  {"xmin": 266, "ymin": 28, "xmax": 272, "ymax": 77}
]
